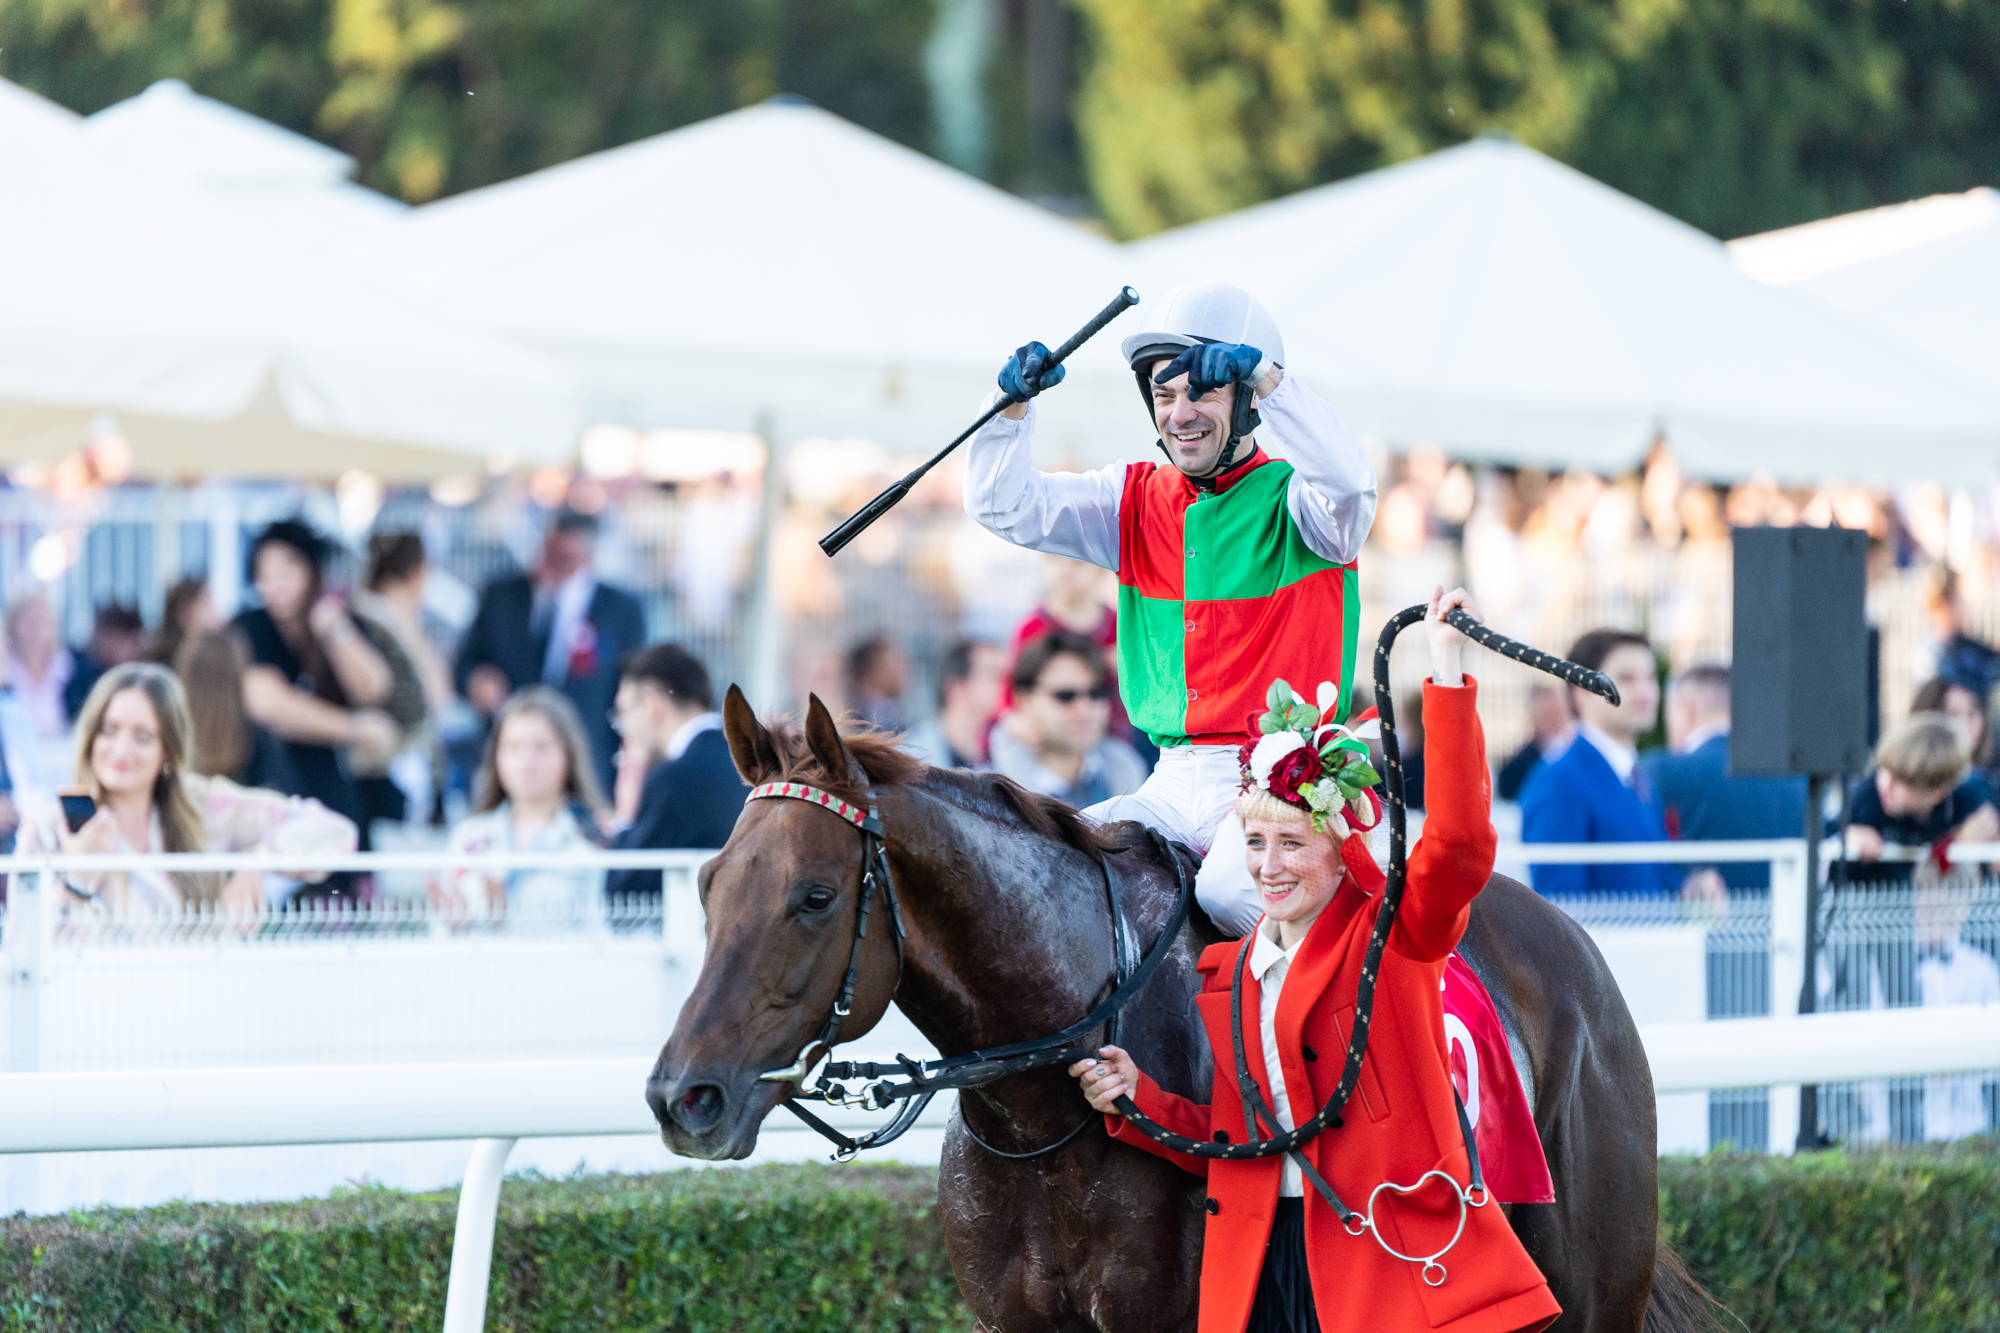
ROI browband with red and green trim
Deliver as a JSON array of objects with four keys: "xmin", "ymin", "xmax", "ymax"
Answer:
[{"xmin": 747, "ymin": 781, "xmax": 884, "ymax": 834}]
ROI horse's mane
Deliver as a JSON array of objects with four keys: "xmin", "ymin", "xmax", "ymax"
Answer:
[{"xmin": 754, "ymin": 717, "xmax": 1122, "ymax": 858}]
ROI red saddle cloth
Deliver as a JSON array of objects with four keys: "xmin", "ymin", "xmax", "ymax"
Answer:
[{"xmin": 1442, "ymin": 953, "xmax": 1555, "ymax": 1204}]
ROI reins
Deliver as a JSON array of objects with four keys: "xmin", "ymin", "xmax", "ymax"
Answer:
[
  {"xmin": 750, "ymin": 777, "xmax": 1193, "ymax": 1162},
  {"xmin": 744, "ymin": 606, "xmax": 1619, "ymax": 1210}
]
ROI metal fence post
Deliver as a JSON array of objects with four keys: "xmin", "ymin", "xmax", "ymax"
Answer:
[
  {"xmin": 1766, "ymin": 842, "xmax": 1806, "ymax": 1154},
  {"xmin": 6, "ymin": 864, "xmax": 45, "ymax": 1075},
  {"xmin": 5, "ymin": 864, "xmax": 49, "ymax": 1212},
  {"xmin": 441, "ymin": 1136, "xmax": 517, "ymax": 1333}
]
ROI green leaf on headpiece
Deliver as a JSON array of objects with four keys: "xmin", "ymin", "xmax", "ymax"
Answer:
[
  {"xmin": 1298, "ymin": 704, "xmax": 1320, "ymax": 729},
  {"xmin": 1258, "ymin": 714, "xmax": 1283, "ymax": 734},
  {"xmin": 1266, "ymin": 680, "xmax": 1286, "ymax": 711}
]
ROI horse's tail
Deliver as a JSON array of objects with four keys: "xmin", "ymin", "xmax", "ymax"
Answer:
[{"xmin": 1644, "ymin": 1237, "xmax": 1735, "ymax": 1333}]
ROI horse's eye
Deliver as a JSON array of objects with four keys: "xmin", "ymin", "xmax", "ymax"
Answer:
[{"xmin": 801, "ymin": 888, "xmax": 836, "ymax": 913}]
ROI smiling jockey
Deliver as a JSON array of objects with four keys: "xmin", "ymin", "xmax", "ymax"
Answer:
[
  {"xmin": 967, "ymin": 283, "xmax": 1553, "ymax": 1215},
  {"xmin": 966, "ymin": 282, "xmax": 1376, "ymax": 937}
]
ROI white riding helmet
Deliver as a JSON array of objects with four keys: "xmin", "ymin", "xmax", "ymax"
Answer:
[
  {"xmin": 1120, "ymin": 282, "xmax": 1284, "ymax": 477},
  {"xmin": 1118, "ymin": 281, "xmax": 1285, "ymax": 371}
]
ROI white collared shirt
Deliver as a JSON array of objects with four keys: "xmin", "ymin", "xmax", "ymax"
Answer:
[
  {"xmin": 664, "ymin": 711, "xmax": 723, "ymax": 762},
  {"xmin": 1248, "ymin": 915, "xmax": 1306, "ymax": 1197},
  {"xmin": 1676, "ymin": 720, "xmax": 1730, "ymax": 755},
  {"xmin": 538, "ymin": 569, "xmax": 598, "ymax": 686},
  {"xmin": 1576, "ymin": 721, "xmax": 1639, "ymax": 784}
]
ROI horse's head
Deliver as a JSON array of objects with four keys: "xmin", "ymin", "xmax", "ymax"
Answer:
[{"xmin": 648, "ymin": 685, "xmax": 917, "ymax": 1159}]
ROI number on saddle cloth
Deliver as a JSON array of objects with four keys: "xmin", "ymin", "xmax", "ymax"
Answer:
[{"xmin": 1441, "ymin": 954, "xmax": 1554, "ymax": 1206}]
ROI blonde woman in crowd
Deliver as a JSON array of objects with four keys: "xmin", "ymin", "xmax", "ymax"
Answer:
[
  {"xmin": 18, "ymin": 664, "xmax": 357, "ymax": 920},
  {"xmin": 439, "ymin": 687, "xmax": 608, "ymax": 923}
]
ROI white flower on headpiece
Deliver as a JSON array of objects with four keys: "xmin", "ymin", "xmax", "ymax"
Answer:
[{"xmin": 1247, "ymin": 730, "xmax": 1308, "ymax": 789}]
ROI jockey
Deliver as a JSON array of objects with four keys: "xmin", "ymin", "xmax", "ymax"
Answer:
[
  {"xmin": 1069, "ymin": 588, "xmax": 1560, "ymax": 1333},
  {"xmin": 965, "ymin": 281, "xmax": 1376, "ymax": 935}
]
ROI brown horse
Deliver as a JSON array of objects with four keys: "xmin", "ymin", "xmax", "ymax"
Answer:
[{"xmin": 650, "ymin": 689, "xmax": 1715, "ymax": 1333}]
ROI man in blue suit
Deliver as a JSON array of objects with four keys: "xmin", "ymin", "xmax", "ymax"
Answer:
[
  {"xmin": 1520, "ymin": 628, "xmax": 1676, "ymax": 896},
  {"xmin": 1643, "ymin": 664, "xmax": 1807, "ymax": 891},
  {"xmin": 606, "ymin": 642, "xmax": 749, "ymax": 902},
  {"xmin": 455, "ymin": 508, "xmax": 647, "ymax": 793}
]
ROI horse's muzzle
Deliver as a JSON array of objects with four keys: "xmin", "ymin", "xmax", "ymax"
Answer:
[{"xmin": 647, "ymin": 1063, "xmax": 768, "ymax": 1160}]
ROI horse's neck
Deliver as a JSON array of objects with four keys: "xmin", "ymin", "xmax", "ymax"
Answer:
[{"xmin": 888, "ymin": 783, "xmax": 1114, "ymax": 1059}]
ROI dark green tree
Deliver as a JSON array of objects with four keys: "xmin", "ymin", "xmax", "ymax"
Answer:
[
  {"xmin": 1567, "ymin": 0, "xmax": 2000, "ymax": 239},
  {"xmin": 0, "ymin": 0, "xmax": 934, "ymax": 202}
]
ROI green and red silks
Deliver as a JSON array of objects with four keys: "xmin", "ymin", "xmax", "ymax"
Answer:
[{"xmin": 1115, "ymin": 450, "xmax": 1359, "ymax": 748}]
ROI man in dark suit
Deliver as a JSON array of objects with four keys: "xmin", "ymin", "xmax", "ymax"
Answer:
[
  {"xmin": 454, "ymin": 508, "xmax": 646, "ymax": 792},
  {"xmin": 606, "ymin": 642, "xmax": 748, "ymax": 901},
  {"xmin": 1519, "ymin": 627, "xmax": 1677, "ymax": 897},
  {"xmin": 1643, "ymin": 663, "xmax": 1807, "ymax": 891}
]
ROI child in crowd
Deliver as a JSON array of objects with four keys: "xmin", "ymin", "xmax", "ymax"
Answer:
[
  {"xmin": 1846, "ymin": 714, "xmax": 2000, "ymax": 882},
  {"xmin": 440, "ymin": 687, "xmax": 608, "ymax": 922}
]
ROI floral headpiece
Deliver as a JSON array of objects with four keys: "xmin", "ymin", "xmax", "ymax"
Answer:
[{"xmin": 1238, "ymin": 679, "xmax": 1383, "ymax": 838}]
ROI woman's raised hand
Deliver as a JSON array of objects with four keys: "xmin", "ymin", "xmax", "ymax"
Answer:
[
  {"xmin": 1069, "ymin": 1045, "xmax": 1142, "ymax": 1116},
  {"xmin": 1425, "ymin": 585, "xmax": 1479, "ymax": 688}
]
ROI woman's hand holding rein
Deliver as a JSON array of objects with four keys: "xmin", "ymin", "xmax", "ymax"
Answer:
[{"xmin": 1070, "ymin": 1045, "xmax": 1142, "ymax": 1116}]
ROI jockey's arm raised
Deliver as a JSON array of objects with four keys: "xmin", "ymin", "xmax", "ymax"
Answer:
[{"xmin": 962, "ymin": 371, "xmax": 1377, "ymax": 568}]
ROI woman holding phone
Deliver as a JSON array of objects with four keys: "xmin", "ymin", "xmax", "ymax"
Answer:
[{"xmin": 19, "ymin": 664, "xmax": 357, "ymax": 919}]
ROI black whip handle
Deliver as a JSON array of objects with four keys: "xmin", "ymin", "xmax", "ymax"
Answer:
[{"xmin": 820, "ymin": 286, "xmax": 1140, "ymax": 557}]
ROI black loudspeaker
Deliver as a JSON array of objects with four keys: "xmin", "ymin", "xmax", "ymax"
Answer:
[{"xmin": 1730, "ymin": 526, "xmax": 1871, "ymax": 777}]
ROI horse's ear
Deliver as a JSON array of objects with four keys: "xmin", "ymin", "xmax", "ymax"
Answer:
[
  {"xmin": 723, "ymin": 684, "xmax": 780, "ymax": 784},
  {"xmin": 803, "ymin": 693, "xmax": 861, "ymax": 784}
]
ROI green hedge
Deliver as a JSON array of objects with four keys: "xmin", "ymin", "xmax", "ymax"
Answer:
[
  {"xmin": 1662, "ymin": 1137, "xmax": 2000, "ymax": 1332},
  {"xmin": 3, "ymin": 1146, "xmax": 1999, "ymax": 1332},
  {"xmin": 0, "ymin": 1165, "xmax": 968, "ymax": 1332}
]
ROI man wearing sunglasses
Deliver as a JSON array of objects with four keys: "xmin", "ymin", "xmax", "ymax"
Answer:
[
  {"xmin": 989, "ymin": 632, "xmax": 1148, "ymax": 808},
  {"xmin": 967, "ymin": 281, "xmax": 1376, "ymax": 935}
]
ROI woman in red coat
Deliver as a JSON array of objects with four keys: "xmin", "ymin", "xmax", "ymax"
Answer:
[{"xmin": 1071, "ymin": 586, "xmax": 1560, "ymax": 1333}]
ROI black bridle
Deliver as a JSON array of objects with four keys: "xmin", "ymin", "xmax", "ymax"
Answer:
[
  {"xmin": 747, "ymin": 607, "xmax": 1617, "ymax": 1190},
  {"xmin": 748, "ymin": 778, "xmax": 1193, "ymax": 1161}
]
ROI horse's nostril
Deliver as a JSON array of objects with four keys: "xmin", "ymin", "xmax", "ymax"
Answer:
[{"xmin": 675, "ymin": 1083, "xmax": 726, "ymax": 1133}]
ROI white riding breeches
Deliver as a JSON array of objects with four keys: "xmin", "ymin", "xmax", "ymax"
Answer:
[{"xmin": 1083, "ymin": 744, "xmax": 1262, "ymax": 938}]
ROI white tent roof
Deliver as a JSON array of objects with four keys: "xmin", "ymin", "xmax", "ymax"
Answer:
[
  {"xmin": 0, "ymin": 79, "xmax": 579, "ymax": 480},
  {"xmin": 354, "ymin": 99, "xmax": 1154, "ymax": 463},
  {"xmin": 85, "ymin": 79, "xmax": 407, "ymax": 251},
  {"xmin": 1135, "ymin": 133, "xmax": 2000, "ymax": 484},
  {"xmin": 1729, "ymin": 188, "xmax": 2000, "ymax": 288},
  {"xmin": 1731, "ymin": 192, "xmax": 2000, "ymax": 397}
]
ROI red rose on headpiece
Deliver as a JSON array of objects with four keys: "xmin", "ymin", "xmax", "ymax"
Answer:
[{"xmin": 1266, "ymin": 747, "xmax": 1322, "ymax": 804}]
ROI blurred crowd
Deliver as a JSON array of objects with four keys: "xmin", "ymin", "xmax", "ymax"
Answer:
[{"xmin": 7, "ymin": 506, "xmax": 757, "ymax": 921}]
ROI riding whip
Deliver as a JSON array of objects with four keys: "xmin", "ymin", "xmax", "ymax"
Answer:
[{"xmin": 819, "ymin": 286, "xmax": 1141, "ymax": 557}]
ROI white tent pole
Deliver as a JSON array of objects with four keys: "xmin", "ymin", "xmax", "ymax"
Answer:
[{"xmin": 742, "ymin": 413, "xmax": 789, "ymax": 713}]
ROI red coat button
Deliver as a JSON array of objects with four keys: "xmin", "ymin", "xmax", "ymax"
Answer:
[{"xmin": 1205, "ymin": 1197, "xmax": 1221, "ymax": 1215}]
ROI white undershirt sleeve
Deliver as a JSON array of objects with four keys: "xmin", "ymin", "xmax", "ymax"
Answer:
[
  {"xmin": 961, "ymin": 392, "xmax": 1126, "ymax": 571},
  {"xmin": 1256, "ymin": 373, "xmax": 1378, "ymax": 565}
]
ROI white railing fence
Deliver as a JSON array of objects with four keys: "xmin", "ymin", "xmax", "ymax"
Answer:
[{"xmin": 2, "ymin": 842, "xmax": 1998, "ymax": 1332}]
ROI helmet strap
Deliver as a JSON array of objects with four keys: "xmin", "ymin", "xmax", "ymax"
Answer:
[{"xmin": 1135, "ymin": 363, "xmax": 1262, "ymax": 486}]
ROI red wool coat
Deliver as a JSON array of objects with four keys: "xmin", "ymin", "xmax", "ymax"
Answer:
[{"xmin": 1108, "ymin": 678, "xmax": 1560, "ymax": 1333}]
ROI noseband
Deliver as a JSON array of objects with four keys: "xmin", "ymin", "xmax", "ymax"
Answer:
[{"xmin": 743, "ymin": 777, "xmax": 1194, "ymax": 1161}]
